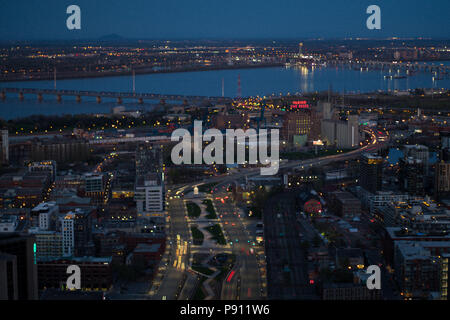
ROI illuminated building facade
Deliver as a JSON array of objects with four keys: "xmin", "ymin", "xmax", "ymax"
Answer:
[{"xmin": 359, "ymin": 153, "xmax": 383, "ymax": 194}]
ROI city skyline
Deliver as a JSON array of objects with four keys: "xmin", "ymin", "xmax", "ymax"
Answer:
[
  {"xmin": 1, "ymin": 0, "xmax": 450, "ymax": 306},
  {"xmin": 1, "ymin": 0, "xmax": 450, "ymax": 41}
]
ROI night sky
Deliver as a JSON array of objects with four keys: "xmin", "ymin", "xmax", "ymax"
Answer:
[{"xmin": 1, "ymin": 0, "xmax": 449, "ymax": 40}]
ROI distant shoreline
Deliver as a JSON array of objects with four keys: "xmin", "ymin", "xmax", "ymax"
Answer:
[{"xmin": 0, "ymin": 63, "xmax": 284, "ymax": 83}]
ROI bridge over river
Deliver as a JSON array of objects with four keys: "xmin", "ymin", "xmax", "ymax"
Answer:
[{"xmin": 0, "ymin": 87, "xmax": 234, "ymax": 105}]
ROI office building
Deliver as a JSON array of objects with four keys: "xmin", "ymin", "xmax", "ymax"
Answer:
[
  {"xmin": 0, "ymin": 253, "xmax": 18, "ymax": 300},
  {"xmin": 71, "ymin": 208, "xmax": 93, "ymax": 257},
  {"xmin": 61, "ymin": 213, "xmax": 74, "ymax": 257},
  {"xmin": 28, "ymin": 160, "xmax": 57, "ymax": 182},
  {"xmin": 399, "ymin": 157, "xmax": 425, "ymax": 196},
  {"xmin": 28, "ymin": 229, "xmax": 62, "ymax": 259},
  {"xmin": 379, "ymin": 201, "xmax": 450, "ymax": 233},
  {"xmin": 135, "ymin": 173, "xmax": 164, "ymax": 217},
  {"xmin": 435, "ymin": 162, "xmax": 450, "ymax": 199},
  {"xmin": 0, "ymin": 130, "xmax": 8, "ymax": 166},
  {"xmin": 84, "ymin": 173, "xmax": 106, "ymax": 204},
  {"xmin": 0, "ymin": 233, "xmax": 38, "ymax": 300},
  {"xmin": 37, "ymin": 256, "xmax": 112, "ymax": 291},
  {"xmin": 440, "ymin": 253, "xmax": 449, "ymax": 300},
  {"xmin": 135, "ymin": 144, "xmax": 163, "ymax": 177},
  {"xmin": 322, "ymin": 282, "xmax": 381, "ymax": 300},
  {"xmin": 359, "ymin": 153, "xmax": 383, "ymax": 194},
  {"xmin": 84, "ymin": 173, "xmax": 104, "ymax": 193},
  {"xmin": 403, "ymin": 145, "xmax": 429, "ymax": 175},
  {"xmin": 394, "ymin": 241, "xmax": 440, "ymax": 299},
  {"xmin": 282, "ymin": 109, "xmax": 320, "ymax": 145},
  {"xmin": 329, "ymin": 191, "xmax": 361, "ymax": 219},
  {"xmin": 31, "ymin": 201, "xmax": 59, "ymax": 230}
]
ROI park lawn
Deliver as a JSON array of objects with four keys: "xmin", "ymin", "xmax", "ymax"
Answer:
[
  {"xmin": 205, "ymin": 224, "xmax": 226, "ymax": 245},
  {"xmin": 202, "ymin": 199, "xmax": 217, "ymax": 219},
  {"xmin": 191, "ymin": 226, "xmax": 204, "ymax": 245},
  {"xmin": 186, "ymin": 201, "xmax": 201, "ymax": 218}
]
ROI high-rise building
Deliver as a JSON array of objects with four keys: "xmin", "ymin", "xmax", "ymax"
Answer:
[
  {"xmin": 72, "ymin": 208, "xmax": 93, "ymax": 257},
  {"xmin": 0, "ymin": 129, "xmax": 9, "ymax": 166},
  {"xmin": 399, "ymin": 157, "xmax": 425, "ymax": 196},
  {"xmin": 403, "ymin": 145, "xmax": 429, "ymax": 175},
  {"xmin": 135, "ymin": 173, "xmax": 164, "ymax": 218},
  {"xmin": 0, "ymin": 253, "xmax": 18, "ymax": 300},
  {"xmin": 435, "ymin": 162, "xmax": 450, "ymax": 199},
  {"xmin": 135, "ymin": 144, "xmax": 163, "ymax": 176},
  {"xmin": 0, "ymin": 233, "xmax": 38, "ymax": 300},
  {"xmin": 61, "ymin": 213, "xmax": 74, "ymax": 257},
  {"xmin": 440, "ymin": 253, "xmax": 449, "ymax": 300},
  {"xmin": 359, "ymin": 153, "xmax": 383, "ymax": 194}
]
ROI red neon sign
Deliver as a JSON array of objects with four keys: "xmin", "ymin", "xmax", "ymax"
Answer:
[{"xmin": 290, "ymin": 100, "xmax": 309, "ymax": 109}]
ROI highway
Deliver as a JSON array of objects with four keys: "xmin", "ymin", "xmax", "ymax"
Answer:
[{"xmin": 152, "ymin": 128, "xmax": 380, "ymax": 300}]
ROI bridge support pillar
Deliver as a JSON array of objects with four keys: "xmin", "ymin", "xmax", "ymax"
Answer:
[
  {"xmin": 37, "ymin": 93, "xmax": 43, "ymax": 102},
  {"xmin": 56, "ymin": 94, "xmax": 62, "ymax": 102},
  {"xmin": 138, "ymin": 98, "xmax": 144, "ymax": 104},
  {"xmin": 18, "ymin": 92, "xmax": 24, "ymax": 101},
  {"xmin": 117, "ymin": 97, "xmax": 123, "ymax": 104},
  {"xmin": 76, "ymin": 95, "xmax": 82, "ymax": 103},
  {"xmin": 96, "ymin": 96, "xmax": 101, "ymax": 104}
]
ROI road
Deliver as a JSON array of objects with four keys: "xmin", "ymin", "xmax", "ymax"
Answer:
[
  {"xmin": 152, "ymin": 198, "xmax": 191, "ymax": 300},
  {"xmin": 212, "ymin": 192, "xmax": 266, "ymax": 300},
  {"xmin": 152, "ymin": 128, "xmax": 380, "ymax": 300}
]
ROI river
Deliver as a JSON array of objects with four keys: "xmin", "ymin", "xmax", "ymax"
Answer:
[{"xmin": 0, "ymin": 64, "xmax": 449, "ymax": 120}]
